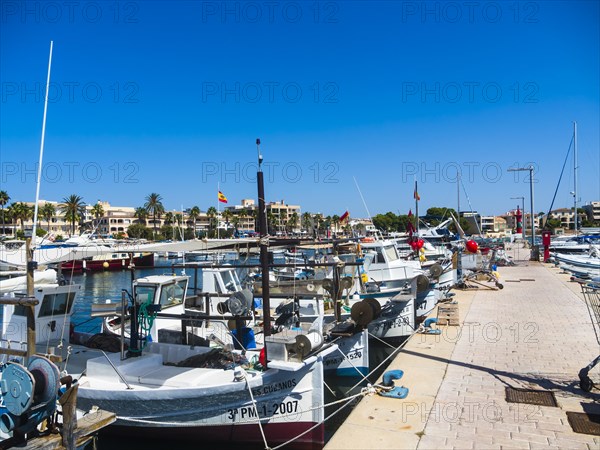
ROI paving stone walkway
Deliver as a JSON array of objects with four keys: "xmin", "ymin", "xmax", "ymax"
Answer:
[{"xmin": 417, "ymin": 261, "xmax": 600, "ymax": 450}]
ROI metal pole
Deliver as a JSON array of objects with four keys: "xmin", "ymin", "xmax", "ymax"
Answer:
[
  {"xmin": 529, "ymin": 167, "xmax": 535, "ymax": 250},
  {"xmin": 573, "ymin": 121, "xmax": 578, "ymax": 234},
  {"xmin": 522, "ymin": 197, "xmax": 525, "ymax": 240},
  {"xmin": 26, "ymin": 238, "xmax": 36, "ymax": 362}
]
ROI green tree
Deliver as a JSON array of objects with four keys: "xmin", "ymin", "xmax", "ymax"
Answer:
[
  {"xmin": 288, "ymin": 212, "xmax": 299, "ymax": 233},
  {"xmin": 127, "ymin": 223, "xmax": 151, "ymax": 239},
  {"xmin": 144, "ymin": 193, "xmax": 164, "ymax": 240},
  {"xmin": 40, "ymin": 203, "xmax": 56, "ymax": 232},
  {"xmin": 134, "ymin": 207, "xmax": 148, "ymax": 225},
  {"xmin": 206, "ymin": 206, "xmax": 217, "ymax": 237},
  {"xmin": 10, "ymin": 202, "xmax": 32, "ymax": 232},
  {"xmin": 60, "ymin": 195, "xmax": 86, "ymax": 236},
  {"xmin": 301, "ymin": 212, "xmax": 313, "ymax": 233},
  {"xmin": 0, "ymin": 190, "xmax": 10, "ymax": 235},
  {"xmin": 189, "ymin": 206, "xmax": 200, "ymax": 237},
  {"xmin": 91, "ymin": 203, "xmax": 105, "ymax": 219},
  {"xmin": 164, "ymin": 211, "xmax": 174, "ymax": 225}
]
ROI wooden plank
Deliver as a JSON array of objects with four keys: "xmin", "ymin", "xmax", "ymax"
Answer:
[{"xmin": 14, "ymin": 410, "xmax": 116, "ymax": 450}]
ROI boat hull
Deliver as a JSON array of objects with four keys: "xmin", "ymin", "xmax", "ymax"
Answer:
[{"xmin": 76, "ymin": 343, "xmax": 329, "ymax": 448}]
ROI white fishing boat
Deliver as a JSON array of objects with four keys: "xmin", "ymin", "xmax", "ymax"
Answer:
[{"xmin": 71, "ymin": 149, "xmax": 342, "ymax": 448}]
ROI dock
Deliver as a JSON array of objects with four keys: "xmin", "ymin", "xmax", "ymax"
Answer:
[{"xmin": 326, "ymin": 250, "xmax": 600, "ymax": 449}]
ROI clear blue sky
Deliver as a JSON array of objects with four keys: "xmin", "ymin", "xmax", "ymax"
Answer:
[{"xmin": 1, "ymin": 1, "xmax": 599, "ymax": 217}]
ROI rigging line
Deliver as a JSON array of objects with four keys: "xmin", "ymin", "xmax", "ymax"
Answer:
[
  {"xmin": 545, "ymin": 135, "xmax": 574, "ymax": 220},
  {"xmin": 459, "ymin": 177, "xmax": 482, "ymax": 236},
  {"xmin": 353, "ymin": 177, "xmax": 379, "ymax": 239},
  {"xmin": 244, "ymin": 375, "xmax": 270, "ymax": 450}
]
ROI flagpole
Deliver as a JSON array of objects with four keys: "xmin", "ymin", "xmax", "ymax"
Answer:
[
  {"xmin": 414, "ymin": 179, "xmax": 419, "ymax": 238},
  {"xmin": 217, "ymin": 182, "xmax": 220, "ymax": 239}
]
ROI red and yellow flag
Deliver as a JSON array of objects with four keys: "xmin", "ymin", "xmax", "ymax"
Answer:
[
  {"xmin": 218, "ymin": 191, "xmax": 228, "ymax": 204},
  {"xmin": 339, "ymin": 211, "xmax": 349, "ymax": 222}
]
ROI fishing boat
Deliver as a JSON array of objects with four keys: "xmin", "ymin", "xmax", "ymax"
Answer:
[
  {"xmin": 61, "ymin": 251, "xmax": 154, "ymax": 272},
  {"xmin": 70, "ymin": 146, "xmax": 340, "ymax": 448}
]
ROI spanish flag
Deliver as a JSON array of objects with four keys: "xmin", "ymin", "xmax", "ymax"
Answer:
[
  {"xmin": 218, "ymin": 191, "xmax": 228, "ymax": 204},
  {"xmin": 413, "ymin": 187, "xmax": 420, "ymax": 201}
]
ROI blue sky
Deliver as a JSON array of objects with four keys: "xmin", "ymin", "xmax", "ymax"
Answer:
[{"xmin": 1, "ymin": 1, "xmax": 599, "ymax": 217}]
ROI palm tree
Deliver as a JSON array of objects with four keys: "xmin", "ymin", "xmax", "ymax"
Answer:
[
  {"xmin": 289, "ymin": 212, "xmax": 299, "ymax": 233},
  {"xmin": 206, "ymin": 207, "xmax": 217, "ymax": 237},
  {"xmin": 164, "ymin": 212, "xmax": 174, "ymax": 225},
  {"xmin": 40, "ymin": 203, "xmax": 56, "ymax": 232},
  {"xmin": 10, "ymin": 202, "xmax": 32, "ymax": 232},
  {"xmin": 0, "ymin": 190, "xmax": 9, "ymax": 235},
  {"xmin": 134, "ymin": 207, "xmax": 148, "ymax": 225},
  {"xmin": 144, "ymin": 193, "xmax": 164, "ymax": 240},
  {"xmin": 91, "ymin": 203, "xmax": 104, "ymax": 219},
  {"xmin": 189, "ymin": 206, "xmax": 200, "ymax": 237},
  {"xmin": 266, "ymin": 211, "xmax": 276, "ymax": 234},
  {"xmin": 60, "ymin": 195, "xmax": 86, "ymax": 236},
  {"xmin": 302, "ymin": 212, "xmax": 312, "ymax": 233}
]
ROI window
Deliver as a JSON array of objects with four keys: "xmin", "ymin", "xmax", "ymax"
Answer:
[
  {"xmin": 135, "ymin": 285, "xmax": 156, "ymax": 305},
  {"xmin": 384, "ymin": 245, "xmax": 399, "ymax": 262},
  {"xmin": 158, "ymin": 279, "xmax": 187, "ymax": 309},
  {"xmin": 15, "ymin": 292, "xmax": 76, "ymax": 317}
]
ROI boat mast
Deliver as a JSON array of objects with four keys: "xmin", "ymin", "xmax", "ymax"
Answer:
[
  {"xmin": 457, "ymin": 171, "xmax": 460, "ymax": 217},
  {"xmin": 32, "ymin": 41, "xmax": 54, "ymax": 242},
  {"xmin": 573, "ymin": 121, "xmax": 578, "ymax": 235},
  {"xmin": 256, "ymin": 138, "xmax": 272, "ymax": 350}
]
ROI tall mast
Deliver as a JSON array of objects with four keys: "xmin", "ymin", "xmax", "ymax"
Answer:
[
  {"xmin": 457, "ymin": 171, "xmax": 460, "ymax": 217},
  {"xmin": 32, "ymin": 41, "xmax": 54, "ymax": 241},
  {"xmin": 256, "ymin": 139, "xmax": 271, "ymax": 345},
  {"xmin": 573, "ymin": 121, "xmax": 578, "ymax": 234}
]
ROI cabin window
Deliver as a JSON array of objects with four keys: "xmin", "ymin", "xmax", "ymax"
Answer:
[
  {"xmin": 135, "ymin": 285, "xmax": 156, "ymax": 305},
  {"xmin": 158, "ymin": 279, "xmax": 187, "ymax": 308},
  {"xmin": 375, "ymin": 248, "xmax": 385, "ymax": 263},
  {"xmin": 14, "ymin": 292, "xmax": 76, "ymax": 317},
  {"xmin": 384, "ymin": 245, "xmax": 399, "ymax": 262}
]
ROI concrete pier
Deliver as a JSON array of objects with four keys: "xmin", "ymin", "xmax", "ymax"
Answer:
[{"xmin": 326, "ymin": 252, "xmax": 600, "ymax": 449}]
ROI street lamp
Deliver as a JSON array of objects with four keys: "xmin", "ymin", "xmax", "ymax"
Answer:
[
  {"xmin": 508, "ymin": 166, "xmax": 536, "ymax": 254},
  {"xmin": 510, "ymin": 196, "xmax": 525, "ymax": 239}
]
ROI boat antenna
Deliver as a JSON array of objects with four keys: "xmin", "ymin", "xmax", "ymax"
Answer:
[
  {"xmin": 256, "ymin": 138, "xmax": 272, "ymax": 356},
  {"xmin": 32, "ymin": 41, "xmax": 54, "ymax": 243}
]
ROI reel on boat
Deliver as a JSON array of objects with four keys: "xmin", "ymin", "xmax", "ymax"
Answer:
[
  {"xmin": 0, "ymin": 356, "xmax": 60, "ymax": 436},
  {"xmin": 350, "ymin": 297, "xmax": 382, "ymax": 328},
  {"xmin": 217, "ymin": 289, "xmax": 253, "ymax": 316},
  {"xmin": 428, "ymin": 263, "xmax": 444, "ymax": 279}
]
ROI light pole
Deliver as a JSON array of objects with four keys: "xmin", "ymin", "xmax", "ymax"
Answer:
[
  {"xmin": 511, "ymin": 196, "xmax": 525, "ymax": 239},
  {"xmin": 508, "ymin": 166, "xmax": 536, "ymax": 255}
]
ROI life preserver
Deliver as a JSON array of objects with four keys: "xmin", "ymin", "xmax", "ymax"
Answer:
[{"xmin": 361, "ymin": 237, "xmax": 375, "ymax": 243}]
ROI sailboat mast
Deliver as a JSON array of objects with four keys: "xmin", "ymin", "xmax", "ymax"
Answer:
[
  {"xmin": 32, "ymin": 41, "xmax": 54, "ymax": 241},
  {"xmin": 457, "ymin": 171, "xmax": 460, "ymax": 217},
  {"xmin": 573, "ymin": 121, "xmax": 578, "ymax": 234}
]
